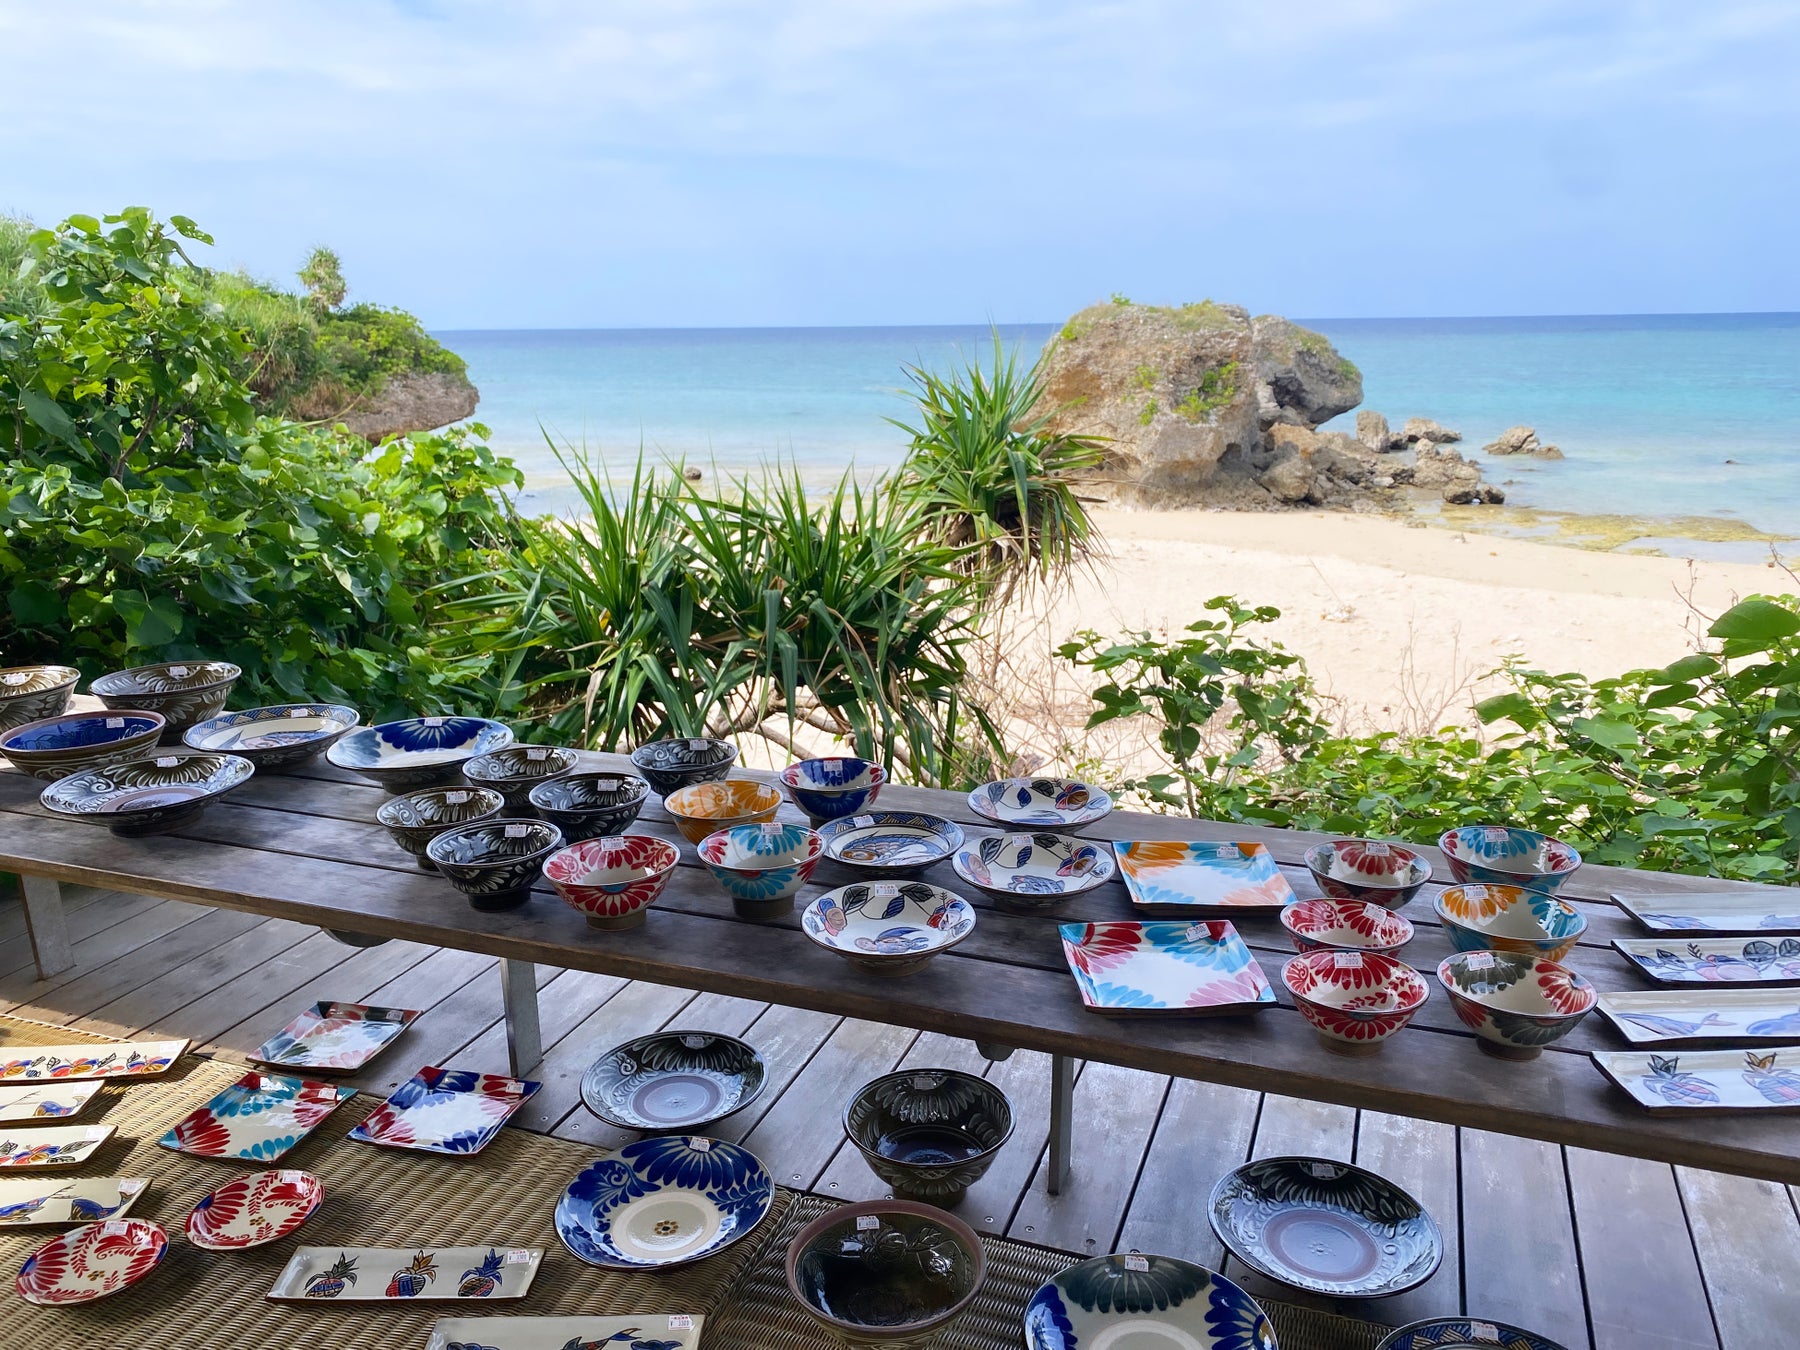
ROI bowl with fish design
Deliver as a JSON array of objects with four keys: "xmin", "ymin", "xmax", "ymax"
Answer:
[
  {"xmin": 818, "ymin": 812, "xmax": 964, "ymax": 879},
  {"xmin": 787, "ymin": 1199, "xmax": 986, "ymax": 1349}
]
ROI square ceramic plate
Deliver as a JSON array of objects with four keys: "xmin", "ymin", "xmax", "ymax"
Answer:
[
  {"xmin": 0, "ymin": 1080, "xmax": 103, "ymax": 1123},
  {"xmin": 0, "ymin": 1038, "xmax": 188, "ymax": 1081},
  {"xmin": 348, "ymin": 1066, "xmax": 541, "ymax": 1155},
  {"xmin": 0, "ymin": 1124, "xmax": 114, "ymax": 1168},
  {"xmin": 268, "ymin": 1244, "xmax": 543, "ymax": 1302},
  {"xmin": 1612, "ymin": 936, "xmax": 1800, "ymax": 986},
  {"xmin": 253, "ymin": 1001, "xmax": 422, "ymax": 1074},
  {"xmin": 1594, "ymin": 1047, "xmax": 1800, "ymax": 1113},
  {"xmin": 1113, "ymin": 841, "xmax": 1296, "ymax": 914},
  {"xmin": 1059, "ymin": 920, "xmax": 1276, "ymax": 1015},
  {"xmin": 159, "ymin": 1070, "xmax": 355, "ymax": 1162},
  {"xmin": 1611, "ymin": 890, "xmax": 1800, "ymax": 934},
  {"xmin": 1596, "ymin": 989, "xmax": 1800, "ymax": 1045},
  {"xmin": 425, "ymin": 1313, "xmax": 704, "ymax": 1349},
  {"xmin": 0, "ymin": 1176, "xmax": 148, "ymax": 1227}
]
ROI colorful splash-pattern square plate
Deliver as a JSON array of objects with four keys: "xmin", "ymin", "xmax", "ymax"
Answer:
[
  {"xmin": 348, "ymin": 1066, "xmax": 541, "ymax": 1155},
  {"xmin": 0, "ymin": 1038, "xmax": 187, "ymax": 1082},
  {"xmin": 1596, "ymin": 989, "xmax": 1800, "ymax": 1045},
  {"xmin": 426, "ymin": 1313, "xmax": 704, "ymax": 1350},
  {"xmin": 267, "ymin": 1244, "xmax": 543, "ymax": 1302},
  {"xmin": 1594, "ymin": 1047, "xmax": 1800, "ymax": 1113},
  {"xmin": 1060, "ymin": 921, "xmax": 1275, "ymax": 1016},
  {"xmin": 159, "ymin": 1071, "xmax": 355, "ymax": 1162},
  {"xmin": 0, "ymin": 1124, "xmax": 114, "ymax": 1168},
  {"xmin": 1612, "ymin": 936, "xmax": 1800, "ymax": 986},
  {"xmin": 0, "ymin": 1080, "xmax": 103, "ymax": 1123},
  {"xmin": 1113, "ymin": 841, "xmax": 1296, "ymax": 914},
  {"xmin": 1611, "ymin": 889, "xmax": 1800, "ymax": 934},
  {"xmin": 253, "ymin": 1001, "xmax": 421, "ymax": 1073},
  {"xmin": 0, "ymin": 1176, "xmax": 148, "ymax": 1228}
]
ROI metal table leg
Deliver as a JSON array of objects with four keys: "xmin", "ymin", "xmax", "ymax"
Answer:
[
  {"xmin": 500, "ymin": 958, "xmax": 542, "ymax": 1077},
  {"xmin": 21, "ymin": 874, "xmax": 73, "ymax": 978},
  {"xmin": 1047, "ymin": 1052, "xmax": 1075, "ymax": 1195}
]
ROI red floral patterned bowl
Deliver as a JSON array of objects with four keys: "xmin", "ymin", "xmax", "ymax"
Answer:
[
  {"xmin": 1279, "ymin": 899, "xmax": 1415, "ymax": 957},
  {"xmin": 1436, "ymin": 950, "xmax": 1596, "ymax": 1060},
  {"xmin": 544, "ymin": 835, "xmax": 681, "ymax": 930},
  {"xmin": 1303, "ymin": 839, "xmax": 1431, "ymax": 908},
  {"xmin": 1282, "ymin": 950, "xmax": 1430, "ymax": 1056}
]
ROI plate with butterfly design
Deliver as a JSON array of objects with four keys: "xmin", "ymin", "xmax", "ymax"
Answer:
[
  {"xmin": 0, "ymin": 1125, "xmax": 114, "ymax": 1168},
  {"xmin": 1593, "ymin": 1047, "xmax": 1800, "ymax": 1113},
  {"xmin": 0, "ymin": 1038, "xmax": 187, "ymax": 1082}
]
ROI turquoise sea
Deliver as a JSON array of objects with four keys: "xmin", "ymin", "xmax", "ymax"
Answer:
[{"xmin": 437, "ymin": 315, "xmax": 1800, "ymax": 540}]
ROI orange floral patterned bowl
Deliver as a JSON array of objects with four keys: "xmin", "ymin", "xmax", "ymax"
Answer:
[
  {"xmin": 1434, "ymin": 883, "xmax": 1586, "ymax": 963},
  {"xmin": 664, "ymin": 779, "xmax": 783, "ymax": 845},
  {"xmin": 1436, "ymin": 950, "xmax": 1596, "ymax": 1060},
  {"xmin": 1279, "ymin": 899, "xmax": 1415, "ymax": 957}
]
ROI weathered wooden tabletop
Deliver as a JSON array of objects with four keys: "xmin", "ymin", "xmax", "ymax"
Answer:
[{"xmin": 1, "ymin": 751, "xmax": 1796, "ymax": 1183}]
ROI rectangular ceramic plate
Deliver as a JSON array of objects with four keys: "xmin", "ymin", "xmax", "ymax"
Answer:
[
  {"xmin": 1611, "ymin": 890, "xmax": 1800, "ymax": 935},
  {"xmin": 0, "ymin": 1124, "xmax": 114, "ymax": 1168},
  {"xmin": 253, "ymin": 1000, "xmax": 422, "ymax": 1074},
  {"xmin": 424, "ymin": 1313, "xmax": 704, "ymax": 1349},
  {"xmin": 1596, "ymin": 989, "xmax": 1800, "ymax": 1045},
  {"xmin": 268, "ymin": 1245, "xmax": 544, "ymax": 1302},
  {"xmin": 1060, "ymin": 920, "xmax": 1276, "ymax": 1015},
  {"xmin": 1113, "ymin": 841, "xmax": 1296, "ymax": 914},
  {"xmin": 1612, "ymin": 936, "xmax": 1800, "ymax": 986},
  {"xmin": 159, "ymin": 1070, "xmax": 356, "ymax": 1162},
  {"xmin": 0, "ymin": 1080, "xmax": 103, "ymax": 1123},
  {"xmin": 1594, "ymin": 1047, "xmax": 1800, "ymax": 1114},
  {"xmin": 0, "ymin": 1176, "xmax": 148, "ymax": 1228},
  {"xmin": 0, "ymin": 1038, "xmax": 188, "ymax": 1082},
  {"xmin": 348, "ymin": 1066, "xmax": 541, "ymax": 1156}
]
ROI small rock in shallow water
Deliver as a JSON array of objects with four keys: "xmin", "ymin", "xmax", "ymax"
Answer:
[{"xmin": 684, "ymin": 467, "xmax": 703, "ymax": 481}]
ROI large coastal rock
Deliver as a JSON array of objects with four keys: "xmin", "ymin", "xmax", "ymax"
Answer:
[
  {"xmin": 1250, "ymin": 315, "xmax": 1363, "ymax": 429},
  {"xmin": 1356, "ymin": 410, "xmax": 1392, "ymax": 452},
  {"xmin": 338, "ymin": 371, "xmax": 480, "ymax": 442},
  {"xmin": 1483, "ymin": 424, "xmax": 1563, "ymax": 459},
  {"xmin": 1401, "ymin": 417, "xmax": 1461, "ymax": 445}
]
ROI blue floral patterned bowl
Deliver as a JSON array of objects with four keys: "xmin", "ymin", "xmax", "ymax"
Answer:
[
  {"xmin": 1024, "ymin": 1253, "xmax": 1275, "ymax": 1350},
  {"xmin": 801, "ymin": 881, "xmax": 976, "ymax": 976},
  {"xmin": 780, "ymin": 756, "xmax": 886, "ymax": 824},
  {"xmin": 787, "ymin": 1199, "xmax": 985, "ymax": 1348},
  {"xmin": 426, "ymin": 819, "xmax": 563, "ymax": 911},
  {"xmin": 1438, "ymin": 826, "xmax": 1581, "ymax": 896},
  {"xmin": 629, "ymin": 737, "xmax": 737, "ymax": 798},
  {"xmin": 39, "ymin": 750, "xmax": 255, "ymax": 836},
  {"xmin": 697, "ymin": 822, "xmax": 824, "ymax": 918},
  {"xmin": 555, "ymin": 1136, "xmax": 773, "ymax": 1269},
  {"xmin": 182, "ymin": 703, "xmax": 360, "ymax": 771},
  {"xmin": 950, "ymin": 832, "xmax": 1115, "ymax": 914},
  {"xmin": 1377, "ymin": 1318, "xmax": 1572, "ymax": 1350},
  {"xmin": 817, "ymin": 812, "xmax": 964, "ymax": 879},
  {"xmin": 326, "ymin": 716, "xmax": 514, "ymax": 792},
  {"xmin": 0, "ymin": 710, "xmax": 168, "ymax": 781}
]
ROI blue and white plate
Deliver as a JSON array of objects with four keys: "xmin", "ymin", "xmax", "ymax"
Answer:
[
  {"xmin": 801, "ymin": 882, "xmax": 976, "ymax": 975},
  {"xmin": 952, "ymin": 832, "xmax": 1114, "ymax": 909},
  {"xmin": 182, "ymin": 703, "xmax": 360, "ymax": 771},
  {"xmin": 969, "ymin": 777, "xmax": 1113, "ymax": 830},
  {"xmin": 817, "ymin": 811, "xmax": 964, "ymax": 877},
  {"xmin": 1024, "ymin": 1253, "xmax": 1275, "ymax": 1350},
  {"xmin": 555, "ymin": 1136, "xmax": 773, "ymax": 1269},
  {"xmin": 326, "ymin": 716, "xmax": 513, "ymax": 791},
  {"xmin": 1377, "ymin": 1317, "xmax": 1572, "ymax": 1350}
]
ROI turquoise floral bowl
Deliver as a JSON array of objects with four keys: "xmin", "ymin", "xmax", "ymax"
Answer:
[
  {"xmin": 697, "ymin": 822, "xmax": 824, "ymax": 918},
  {"xmin": 1438, "ymin": 826, "xmax": 1581, "ymax": 895},
  {"xmin": 1024, "ymin": 1253, "xmax": 1275, "ymax": 1350}
]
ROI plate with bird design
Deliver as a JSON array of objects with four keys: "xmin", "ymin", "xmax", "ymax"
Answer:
[{"xmin": 425, "ymin": 1313, "xmax": 704, "ymax": 1350}]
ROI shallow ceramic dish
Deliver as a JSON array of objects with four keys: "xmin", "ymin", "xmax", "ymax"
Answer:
[
  {"xmin": 1303, "ymin": 838, "xmax": 1431, "ymax": 908},
  {"xmin": 1595, "ymin": 988, "xmax": 1800, "ymax": 1045},
  {"xmin": 1377, "ymin": 1317, "xmax": 1572, "ymax": 1350},
  {"xmin": 427, "ymin": 819, "xmax": 563, "ymax": 911},
  {"xmin": 349, "ymin": 1066, "xmax": 541, "ymax": 1156},
  {"xmin": 0, "ymin": 1125, "xmax": 115, "ymax": 1169},
  {"xmin": 1610, "ymin": 888, "xmax": 1800, "ymax": 934},
  {"xmin": 186, "ymin": 1169, "xmax": 324, "ymax": 1250},
  {"xmin": 781, "ymin": 755, "xmax": 886, "ymax": 824},
  {"xmin": 967, "ymin": 776, "xmax": 1113, "ymax": 831},
  {"xmin": 0, "ymin": 709, "xmax": 166, "ymax": 781},
  {"xmin": 1209, "ymin": 1156, "xmax": 1442, "ymax": 1298},
  {"xmin": 268, "ymin": 1243, "xmax": 543, "ymax": 1301},
  {"xmin": 1282, "ymin": 950, "xmax": 1430, "ymax": 1055},
  {"xmin": 91, "ymin": 659, "xmax": 240, "ymax": 738},
  {"xmin": 801, "ymin": 882, "xmax": 976, "ymax": 976},
  {"xmin": 697, "ymin": 821, "xmax": 824, "ymax": 918},
  {"xmin": 0, "ymin": 665, "xmax": 79, "ymax": 733},
  {"xmin": 544, "ymin": 834, "xmax": 681, "ymax": 929},
  {"xmin": 844, "ymin": 1068, "xmax": 1014, "ymax": 1204},
  {"xmin": 425, "ymin": 1315, "xmax": 705, "ymax": 1350},
  {"xmin": 556, "ymin": 1136, "xmax": 773, "ymax": 1269},
  {"xmin": 39, "ymin": 750, "xmax": 255, "ymax": 835},
  {"xmin": 159, "ymin": 1070, "xmax": 354, "ymax": 1162},
  {"xmin": 1059, "ymin": 920, "xmax": 1275, "ymax": 1016},
  {"xmin": 581, "ymin": 1030, "xmax": 767, "ymax": 1132},
  {"xmin": 0, "ymin": 1177, "xmax": 149, "ymax": 1229},
  {"xmin": 377, "ymin": 786, "xmax": 507, "ymax": 871},
  {"xmin": 462, "ymin": 744, "xmax": 581, "ymax": 810},
  {"xmin": 528, "ymin": 771, "xmax": 652, "ymax": 841},
  {"xmin": 951, "ymin": 832, "xmax": 1115, "ymax": 914},
  {"xmin": 1438, "ymin": 825, "xmax": 1581, "ymax": 895},
  {"xmin": 1279, "ymin": 898, "xmax": 1415, "ymax": 956},
  {"xmin": 1436, "ymin": 951, "xmax": 1596, "ymax": 1059},
  {"xmin": 664, "ymin": 778, "xmax": 783, "ymax": 845},
  {"xmin": 181, "ymin": 703, "xmax": 359, "ymax": 771},
  {"xmin": 630, "ymin": 736, "xmax": 737, "ymax": 798},
  {"xmin": 1613, "ymin": 935, "xmax": 1800, "ymax": 985},
  {"xmin": 1023, "ymin": 1252, "xmax": 1274, "ymax": 1350},
  {"xmin": 788, "ymin": 1199, "xmax": 985, "ymax": 1348},
  {"xmin": 0, "ymin": 1038, "xmax": 187, "ymax": 1082},
  {"xmin": 1434, "ymin": 883, "xmax": 1587, "ymax": 963},
  {"xmin": 326, "ymin": 716, "xmax": 514, "ymax": 792},
  {"xmin": 1114, "ymin": 840, "xmax": 1296, "ymax": 914},
  {"xmin": 15, "ymin": 1217, "xmax": 167, "ymax": 1305},
  {"xmin": 818, "ymin": 811, "xmax": 965, "ymax": 878},
  {"xmin": 253, "ymin": 1000, "xmax": 421, "ymax": 1073},
  {"xmin": 0, "ymin": 1080, "xmax": 103, "ymax": 1123},
  {"xmin": 1593, "ymin": 1046, "xmax": 1800, "ymax": 1113}
]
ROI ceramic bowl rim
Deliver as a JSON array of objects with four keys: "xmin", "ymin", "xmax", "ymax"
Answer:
[
  {"xmin": 966, "ymin": 775, "xmax": 1114, "ymax": 826},
  {"xmin": 950, "ymin": 831, "xmax": 1116, "ymax": 898},
  {"xmin": 1281, "ymin": 949, "xmax": 1430, "ymax": 1016},
  {"xmin": 463, "ymin": 744, "xmax": 582, "ymax": 783},
  {"xmin": 1376, "ymin": 1317, "xmax": 1573, "ymax": 1350},
  {"xmin": 816, "ymin": 811, "xmax": 966, "ymax": 867},
  {"xmin": 1279, "ymin": 898, "xmax": 1416, "ymax": 950},
  {"xmin": 1437, "ymin": 825, "xmax": 1583, "ymax": 880},
  {"xmin": 1302, "ymin": 839, "xmax": 1432, "ymax": 890},
  {"xmin": 182, "ymin": 702, "xmax": 360, "ymax": 749},
  {"xmin": 581, "ymin": 1029, "xmax": 768, "ymax": 1130},
  {"xmin": 528, "ymin": 771, "xmax": 653, "ymax": 812},
  {"xmin": 841, "ymin": 1066, "xmax": 1017, "ymax": 1166},
  {"xmin": 1028, "ymin": 1254, "xmax": 1269, "ymax": 1348},
  {"xmin": 629, "ymin": 737, "xmax": 739, "ymax": 771},
  {"xmin": 1432, "ymin": 884, "xmax": 1588, "ymax": 945},
  {"xmin": 800, "ymin": 883, "xmax": 976, "ymax": 962},
  {"xmin": 375, "ymin": 785, "xmax": 508, "ymax": 829},
  {"xmin": 1, "ymin": 708, "xmax": 168, "ymax": 753},
  {"xmin": 326, "ymin": 716, "xmax": 514, "ymax": 768},
  {"xmin": 784, "ymin": 1197, "xmax": 987, "ymax": 1335},
  {"xmin": 544, "ymin": 833, "xmax": 682, "ymax": 886},
  {"xmin": 0, "ymin": 665, "xmax": 81, "ymax": 696},
  {"xmin": 39, "ymin": 749, "xmax": 255, "ymax": 818},
  {"xmin": 426, "ymin": 818, "xmax": 565, "ymax": 867},
  {"xmin": 698, "ymin": 823, "xmax": 825, "ymax": 871},
  {"xmin": 779, "ymin": 756, "xmax": 887, "ymax": 793},
  {"xmin": 664, "ymin": 778, "xmax": 783, "ymax": 821},
  {"xmin": 90, "ymin": 659, "xmax": 242, "ymax": 698},
  {"xmin": 1434, "ymin": 951, "xmax": 1596, "ymax": 1017}
]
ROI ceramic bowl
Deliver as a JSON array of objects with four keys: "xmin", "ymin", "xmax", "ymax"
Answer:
[
  {"xmin": 557, "ymin": 1136, "xmax": 774, "ymax": 1269},
  {"xmin": 664, "ymin": 778, "xmax": 783, "ymax": 846},
  {"xmin": 629, "ymin": 737, "xmax": 737, "ymax": 798},
  {"xmin": 181, "ymin": 703, "xmax": 359, "ymax": 771},
  {"xmin": 1024, "ymin": 1254, "xmax": 1273, "ymax": 1350},
  {"xmin": 1434, "ymin": 883, "xmax": 1588, "ymax": 962},
  {"xmin": 326, "ymin": 716, "xmax": 514, "ymax": 792},
  {"xmin": 967, "ymin": 776, "xmax": 1113, "ymax": 830},
  {"xmin": 90, "ymin": 660, "xmax": 240, "ymax": 738},
  {"xmin": 581, "ymin": 1030, "xmax": 767, "ymax": 1132},
  {"xmin": 787, "ymin": 1199, "xmax": 985, "ymax": 1349},
  {"xmin": 950, "ymin": 832, "xmax": 1115, "ymax": 914},
  {"xmin": 1282, "ymin": 950, "xmax": 1430, "ymax": 1055},
  {"xmin": 1436, "ymin": 950, "xmax": 1597, "ymax": 1060},
  {"xmin": 697, "ymin": 821, "xmax": 824, "ymax": 918},
  {"xmin": 426, "ymin": 819, "xmax": 563, "ymax": 911},
  {"xmin": 529, "ymin": 772, "xmax": 652, "ymax": 841},
  {"xmin": 1377, "ymin": 1318, "xmax": 1573, "ymax": 1350},
  {"xmin": 39, "ymin": 750, "xmax": 255, "ymax": 836},
  {"xmin": 1303, "ymin": 838, "xmax": 1432, "ymax": 908},
  {"xmin": 543, "ymin": 834, "xmax": 681, "ymax": 929},
  {"xmin": 1279, "ymin": 898, "xmax": 1415, "ymax": 956},
  {"xmin": 0, "ymin": 710, "xmax": 167, "ymax": 781},
  {"xmin": 0, "ymin": 665, "xmax": 79, "ymax": 733},
  {"xmin": 376, "ymin": 786, "xmax": 507, "ymax": 870},
  {"xmin": 462, "ymin": 744, "xmax": 581, "ymax": 811},
  {"xmin": 1438, "ymin": 825, "xmax": 1582, "ymax": 895},
  {"xmin": 780, "ymin": 756, "xmax": 887, "ymax": 824},
  {"xmin": 817, "ymin": 812, "xmax": 965, "ymax": 878},
  {"xmin": 801, "ymin": 882, "xmax": 975, "ymax": 977},
  {"xmin": 843, "ymin": 1068, "xmax": 1014, "ymax": 1204}
]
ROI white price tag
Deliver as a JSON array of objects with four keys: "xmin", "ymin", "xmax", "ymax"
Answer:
[
  {"xmin": 687, "ymin": 1137, "xmax": 712, "ymax": 1151},
  {"xmin": 0, "ymin": 673, "xmax": 24, "ymax": 686},
  {"xmin": 1123, "ymin": 1254, "xmax": 1149, "ymax": 1272},
  {"xmin": 445, "ymin": 790, "xmax": 470, "ymax": 804},
  {"xmin": 851, "ymin": 815, "xmax": 875, "ymax": 829},
  {"xmin": 1308, "ymin": 1161, "xmax": 1339, "ymax": 1179},
  {"xmin": 912, "ymin": 1075, "xmax": 940, "ymax": 1092},
  {"xmin": 688, "ymin": 738, "xmax": 710, "ymax": 751},
  {"xmin": 1185, "ymin": 923, "xmax": 1213, "ymax": 942},
  {"xmin": 1212, "ymin": 842, "xmax": 1241, "ymax": 858},
  {"xmin": 681, "ymin": 1034, "xmax": 710, "ymax": 1049},
  {"xmin": 855, "ymin": 1214, "xmax": 880, "ymax": 1231},
  {"xmin": 279, "ymin": 1170, "xmax": 307, "ymax": 1184},
  {"xmin": 1470, "ymin": 1325, "xmax": 1500, "ymax": 1345},
  {"xmin": 758, "ymin": 822, "xmax": 781, "ymax": 839},
  {"xmin": 525, "ymin": 747, "xmax": 548, "ymax": 761},
  {"xmin": 504, "ymin": 1248, "xmax": 534, "ymax": 1265},
  {"xmin": 669, "ymin": 1315, "xmax": 694, "ymax": 1330},
  {"xmin": 424, "ymin": 716, "xmax": 446, "ymax": 727},
  {"xmin": 102, "ymin": 1221, "xmax": 129, "ymax": 1236},
  {"xmin": 106, "ymin": 717, "xmax": 124, "ymax": 728},
  {"xmin": 504, "ymin": 823, "xmax": 530, "ymax": 838},
  {"xmin": 1362, "ymin": 840, "xmax": 1391, "ymax": 856},
  {"xmin": 824, "ymin": 759, "xmax": 842, "ymax": 772},
  {"xmin": 119, "ymin": 1180, "xmax": 146, "ymax": 1194},
  {"xmin": 167, "ymin": 665, "xmax": 190, "ymax": 679},
  {"xmin": 86, "ymin": 1126, "xmax": 110, "ymax": 1141},
  {"xmin": 1332, "ymin": 952, "xmax": 1365, "ymax": 971},
  {"xmin": 288, "ymin": 707, "xmax": 310, "ymax": 717},
  {"xmin": 596, "ymin": 777, "xmax": 620, "ymax": 789},
  {"xmin": 1466, "ymin": 951, "xmax": 1497, "ymax": 971},
  {"xmin": 1483, "ymin": 827, "xmax": 1510, "ymax": 844}
]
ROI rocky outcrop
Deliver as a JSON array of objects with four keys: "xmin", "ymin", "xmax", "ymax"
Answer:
[
  {"xmin": 1356, "ymin": 410, "xmax": 1391, "ymax": 452},
  {"xmin": 1250, "ymin": 315, "xmax": 1363, "ymax": 429},
  {"xmin": 1444, "ymin": 482, "xmax": 1506, "ymax": 505},
  {"xmin": 338, "ymin": 371, "xmax": 480, "ymax": 442},
  {"xmin": 1483, "ymin": 424, "xmax": 1563, "ymax": 459},
  {"xmin": 1401, "ymin": 417, "xmax": 1461, "ymax": 444}
]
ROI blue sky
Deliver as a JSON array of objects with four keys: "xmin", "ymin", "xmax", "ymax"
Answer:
[{"xmin": 5, "ymin": 1, "xmax": 1798, "ymax": 327}]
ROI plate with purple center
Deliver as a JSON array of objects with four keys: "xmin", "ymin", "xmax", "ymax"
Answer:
[{"xmin": 967, "ymin": 777, "xmax": 1113, "ymax": 830}]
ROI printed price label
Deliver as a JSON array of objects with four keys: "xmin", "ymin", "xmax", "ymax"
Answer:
[
  {"xmin": 106, "ymin": 717, "xmax": 124, "ymax": 728},
  {"xmin": 119, "ymin": 1180, "xmax": 146, "ymax": 1194},
  {"xmin": 102, "ymin": 1221, "xmax": 129, "ymax": 1236},
  {"xmin": 851, "ymin": 815, "xmax": 875, "ymax": 829},
  {"xmin": 424, "ymin": 716, "xmax": 446, "ymax": 727},
  {"xmin": 504, "ymin": 823, "xmax": 530, "ymax": 838},
  {"xmin": 669, "ymin": 1316, "xmax": 695, "ymax": 1330},
  {"xmin": 1332, "ymin": 951, "xmax": 1365, "ymax": 970},
  {"xmin": 86, "ymin": 1126, "xmax": 110, "ymax": 1141},
  {"xmin": 288, "ymin": 707, "xmax": 310, "ymax": 717},
  {"xmin": 1483, "ymin": 827, "xmax": 1510, "ymax": 844},
  {"xmin": 687, "ymin": 1137, "xmax": 713, "ymax": 1151},
  {"xmin": 279, "ymin": 1170, "xmax": 308, "ymax": 1184},
  {"xmin": 681, "ymin": 1034, "xmax": 709, "ymax": 1049},
  {"xmin": 912, "ymin": 1075, "xmax": 941, "ymax": 1092},
  {"xmin": 1185, "ymin": 923, "xmax": 1214, "ymax": 942},
  {"xmin": 505, "ymin": 1248, "xmax": 534, "ymax": 1265},
  {"xmin": 1466, "ymin": 951, "xmax": 1497, "ymax": 971},
  {"xmin": 824, "ymin": 759, "xmax": 841, "ymax": 772},
  {"xmin": 688, "ymin": 738, "xmax": 710, "ymax": 751},
  {"xmin": 856, "ymin": 1215, "xmax": 880, "ymax": 1231},
  {"xmin": 759, "ymin": 822, "xmax": 781, "ymax": 838},
  {"xmin": 445, "ymin": 791, "xmax": 470, "ymax": 804},
  {"xmin": 1470, "ymin": 1325, "xmax": 1500, "ymax": 1345},
  {"xmin": 525, "ymin": 747, "xmax": 548, "ymax": 761},
  {"xmin": 155, "ymin": 756, "xmax": 179, "ymax": 768},
  {"xmin": 1123, "ymin": 1254, "xmax": 1149, "ymax": 1272},
  {"xmin": 1212, "ymin": 842, "xmax": 1242, "ymax": 858},
  {"xmin": 167, "ymin": 666, "xmax": 190, "ymax": 679},
  {"xmin": 596, "ymin": 777, "xmax": 620, "ymax": 789},
  {"xmin": 1308, "ymin": 1161, "xmax": 1340, "ymax": 1179},
  {"xmin": 1363, "ymin": 840, "xmax": 1391, "ymax": 856}
]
